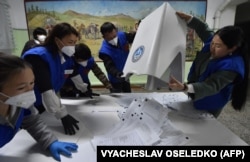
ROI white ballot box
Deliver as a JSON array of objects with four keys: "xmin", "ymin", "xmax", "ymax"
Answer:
[{"xmin": 123, "ymin": 2, "xmax": 187, "ymax": 90}]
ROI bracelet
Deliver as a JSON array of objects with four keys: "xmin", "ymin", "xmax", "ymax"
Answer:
[{"xmin": 182, "ymin": 83, "xmax": 188, "ymax": 91}]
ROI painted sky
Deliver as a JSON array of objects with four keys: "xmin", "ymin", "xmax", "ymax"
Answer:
[{"xmin": 25, "ymin": 0, "xmax": 206, "ymax": 19}]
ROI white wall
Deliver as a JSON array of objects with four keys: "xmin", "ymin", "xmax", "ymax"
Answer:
[
  {"xmin": 206, "ymin": 0, "xmax": 248, "ymax": 30},
  {"xmin": 8, "ymin": 0, "xmax": 27, "ymax": 29}
]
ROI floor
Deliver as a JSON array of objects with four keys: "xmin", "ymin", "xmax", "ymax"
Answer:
[
  {"xmin": 217, "ymin": 83, "xmax": 250, "ymax": 145},
  {"xmin": 93, "ymin": 81, "xmax": 250, "ymax": 145}
]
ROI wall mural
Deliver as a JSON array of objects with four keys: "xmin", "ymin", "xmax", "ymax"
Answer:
[{"xmin": 24, "ymin": 0, "xmax": 207, "ymax": 61}]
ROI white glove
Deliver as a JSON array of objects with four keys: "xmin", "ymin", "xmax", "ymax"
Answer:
[{"xmin": 71, "ymin": 74, "xmax": 88, "ymax": 93}]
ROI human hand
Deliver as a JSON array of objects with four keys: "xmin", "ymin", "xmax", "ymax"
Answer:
[
  {"xmin": 106, "ymin": 84, "xmax": 113, "ymax": 90},
  {"xmin": 76, "ymin": 83, "xmax": 88, "ymax": 93},
  {"xmin": 84, "ymin": 89, "xmax": 93, "ymax": 98},
  {"xmin": 61, "ymin": 115, "xmax": 79, "ymax": 135},
  {"xmin": 116, "ymin": 72, "xmax": 125, "ymax": 81},
  {"xmin": 176, "ymin": 11, "xmax": 193, "ymax": 22},
  {"xmin": 168, "ymin": 75, "xmax": 185, "ymax": 91},
  {"xmin": 125, "ymin": 73, "xmax": 133, "ymax": 81},
  {"xmin": 91, "ymin": 92, "xmax": 100, "ymax": 97},
  {"xmin": 71, "ymin": 75, "xmax": 88, "ymax": 93},
  {"xmin": 49, "ymin": 141, "xmax": 78, "ymax": 162}
]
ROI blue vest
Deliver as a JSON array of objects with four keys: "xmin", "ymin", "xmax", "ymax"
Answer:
[
  {"xmin": 99, "ymin": 31, "xmax": 129, "ymax": 83},
  {"xmin": 189, "ymin": 38, "xmax": 245, "ymax": 111},
  {"xmin": 0, "ymin": 109, "xmax": 31, "ymax": 148},
  {"xmin": 22, "ymin": 46, "xmax": 74, "ymax": 106},
  {"xmin": 78, "ymin": 56, "xmax": 95, "ymax": 84},
  {"xmin": 65, "ymin": 57, "xmax": 95, "ymax": 86}
]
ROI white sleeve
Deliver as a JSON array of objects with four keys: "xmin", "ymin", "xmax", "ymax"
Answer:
[
  {"xmin": 187, "ymin": 84, "xmax": 195, "ymax": 93},
  {"xmin": 71, "ymin": 74, "xmax": 88, "ymax": 92},
  {"xmin": 41, "ymin": 89, "xmax": 68, "ymax": 119}
]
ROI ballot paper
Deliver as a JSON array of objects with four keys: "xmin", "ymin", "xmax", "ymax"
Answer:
[
  {"xmin": 151, "ymin": 92, "xmax": 214, "ymax": 119},
  {"xmin": 166, "ymin": 100, "xmax": 215, "ymax": 119},
  {"xmin": 156, "ymin": 119, "xmax": 196, "ymax": 145},
  {"xmin": 122, "ymin": 2, "xmax": 187, "ymax": 90},
  {"xmin": 90, "ymin": 97, "xmax": 192, "ymax": 149}
]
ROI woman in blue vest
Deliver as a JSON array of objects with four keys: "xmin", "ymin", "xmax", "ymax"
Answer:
[
  {"xmin": 168, "ymin": 12, "xmax": 249, "ymax": 117},
  {"xmin": 60, "ymin": 43, "xmax": 112, "ymax": 98},
  {"xmin": 0, "ymin": 54, "xmax": 78, "ymax": 161},
  {"xmin": 22, "ymin": 23, "xmax": 88, "ymax": 135},
  {"xmin": 99, "ymin": 22, "xmax": 136, "ymax": 93}
]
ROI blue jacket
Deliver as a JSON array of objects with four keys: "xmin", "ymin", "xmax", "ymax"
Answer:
[{"xmin": 65, "ymin": 57, "xmax": 95, "ymax": 87}]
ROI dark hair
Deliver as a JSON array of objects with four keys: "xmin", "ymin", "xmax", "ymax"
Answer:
[
  {"xmin": 216, "ymin": 26, "xmax": 249, "ymax": 111},
  {"xmin": 100, "ymin": 22, "xmax": 117, "ymax": 35},
  {"xmin": 33, "ymin": 27, "xmax": 47, "ymax": 40},
  {"xmin": 135, "ymin": 20, "xmax": 141, "ymax": 26},
  {"xmin": 43, "ymin": 22, "xmax": 79, "ymax": 55},
  {"xmin": 0, "ymin": 53, "xmax": 32, "ymax": 91},
  {"xmin": 74, "ymin": 43, "xmax": 92, "ymax": 60}
]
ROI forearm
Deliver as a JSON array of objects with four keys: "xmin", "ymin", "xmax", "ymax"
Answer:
[
  {"xmin": 191, "ymin": 71, "xmax": 237, "ymax": 100},
  {"xmin": 99, "ymin": 54, "xmax": 121, "ymax": 76},
  {"xmin": 91, "ymin": 63, "xmax": 112, "ymax": 88},
  {"xmin": 22, "ymin": 107, "xmax": 57, "ymax": 150},
  {"xmin": 188, "ymin": 17, "xmax": 214, "ymax": 42}
]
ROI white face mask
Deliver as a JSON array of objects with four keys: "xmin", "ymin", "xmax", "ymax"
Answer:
[
  {"xmin": 108, "ymin": 36, "xmax": 118, "ymax": 46},
  {"xmin": 0, "ymin": 90, "xmax": 36, "ymax": 109},
  {"xmin": 37, "ymin": 35, "xmax": 46, "ymax": 42},
  {"xmin": 61, "ymin": 46, "xmax": 75, "ymax": 57},
  {"xmin": 78, "ymin": 60, "xmax": 88, "ymax": 67}
]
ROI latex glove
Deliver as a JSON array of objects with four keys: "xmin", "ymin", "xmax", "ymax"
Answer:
[
  {"xmin": 92, "ymin": 92, "xmax": 100, "ymax": 96},
  {"xmin": 87, "ymin": 89, "xmax": 100, "ymax": 97},
  {"xmin": 81, "ymin": 90, "xmax": 100, "ymax": 98},
  {"xmin": 71, "ymin": 75, "xmax": 88, "ymax": 93},
  {"xmin": 81, "ymin": 89, "xmax": 93, "ymax": 99},
  {"xmin": 61, "ymin": 114, "xmax": 79, "ymax": 135},
  {"xmin": 49, "ymin": 140, "xmax": 78, "ymax": 162}
]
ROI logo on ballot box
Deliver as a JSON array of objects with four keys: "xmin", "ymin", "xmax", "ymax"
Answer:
[{"xmin": 132, "ymin": 45, "xmax": 144, "ymax": 62}]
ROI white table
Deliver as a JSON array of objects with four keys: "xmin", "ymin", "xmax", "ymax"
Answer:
[{"xmin": 0, "ymin": 92, "xmax": 248, "ymax": 162}]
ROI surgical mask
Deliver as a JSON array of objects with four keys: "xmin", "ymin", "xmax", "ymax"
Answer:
[
  {"xmin": 61, "ymin": 46, "xmax": 75, "ymax": 57},
  {"xmin": 0, "ymin": 90, "xmax": 36, "ymax": 109},
  {"xmin": 108, "ymin": 36, "xmax": 118, "ymax": 46},
  {"xmin": 37, "ymin": 35, "xmax": 46, "ymax": 42},
  {"xmin": 78, "ymin": 60, "xmax": 88, "ymax": 67}
]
